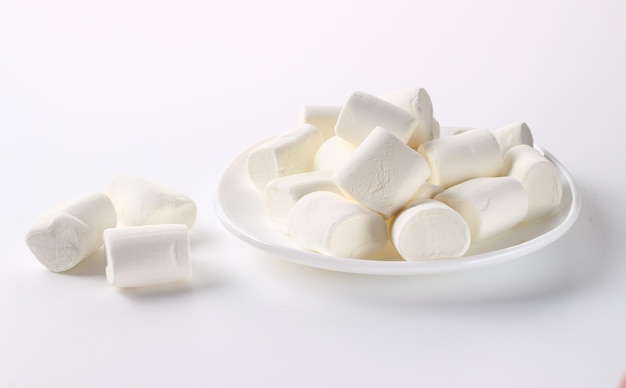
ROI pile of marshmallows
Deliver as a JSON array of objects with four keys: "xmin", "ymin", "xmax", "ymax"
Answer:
[
  {"xmin": 25, "ymin": 175, "xmax": 197, "ymax": 287},
  {"xmin": 248, "ymin": 89, "xmax": 563, "ymax": 261}
]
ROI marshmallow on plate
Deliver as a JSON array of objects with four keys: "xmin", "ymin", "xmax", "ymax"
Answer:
[
  {"xmin": 391, "ymin": 199, "xmax": 471, "ymax": 261},
  {"xmin": 382, "ymin": 87, "xmax": 439, "ymax": 147},
  {"xmin": 314, "ymin": 136, "xmax": 356, "ymax": 172},
  {"xmin": 504, "ymin": 144, "xmax": 562, "ymax": 222},
  {"xmin": 104, "ymin": 224, "xmax": 191, "ymax": 288},
  {"xmin": 418, "ymin": 128, "xmax": 503, "ymax": 188},
  {"xmin": 492, "ymin": 122, "xmax": 534, "ymax": 155},
  {"xmin": 299, "ymin": 105, "xmax": 341, "ymax": 140},
  {"xmin": 287, "ymin": 191, "xmax": 387, "ymax": 258},
  {"xmin": 247, "ymin": 124, "xmax": 323, "ymax": 192},
  {"xmin": 334, "ymin": 91, "xmax": 418, "ymax": 146},
  {"xmin": 265, "ymin": 171, "xmax": 341, "ymax": 233},
  {"xmin": 25, "ymin": 193, "xmax": 117, "ymax": 272},
  {"xmin": 106, "ymin": 174, "xmax": 197, "ymax": 229},
  {"xmin": 332, "ymin": 127, "xmax": 431, "ymax": 218},
  {"xmin": 435, "ymin": 176, "xmax": 528, "ymax": 242}
]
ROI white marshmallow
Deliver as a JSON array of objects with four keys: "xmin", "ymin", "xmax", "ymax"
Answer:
[
  {"xmin": 25, "ymin": 193, "xmax": 117, "ymax": 272},
  {"xmin": 417, "ymin": 129, "xmax": 503, "ymax": 188},
  {"xmin": 247, "ymin": 124, "xmax": 323, "ymax": 192},
  {"xmin": 402, "ymin": 182, "xmax": 444, "ymax": 209},
  {"xmin": 334, "ymin": 91, "xmax": 418, "ymax": 146},
  {"xmin": 391, "ymin": 199, "xmax": 471, "ymax": 261},
  {"xmin": 332, "ymin": 127, "xmax": 431, "ymax": 218},
  {"xmin": 299, "ymin": 105, "xmax": 341, "ymax": 140},
  {"xmin": 106, "ymin": 174, "xmax": 197, "ymax": 229},
  {"xmin": 382, "ymin": 87, "xmax": 438, "ymax": 147},
  {"xmin": 104, "ymin": 224, "xmax": 191, "ymax": 288},
  {"xmin": 435, "ymin": 177, "xmax": 528, "ymax": 242},
  {"xmin": 503, "ymin": 144, "xmax": 562, "ymax": 222},
  {"xmin": 287, "ymin": 191, "xmax": 387, "ymax": 258},
  {"xmin": 313, "ymin": 136, "xmax": 356, "ymax": 172},
  {"xmin": 265, "ymin": 171, "xmax": 341, "ymax": 233},
  {"xmin": 492, "ymin": 122, "xmax": 534, "ymax": 155}
]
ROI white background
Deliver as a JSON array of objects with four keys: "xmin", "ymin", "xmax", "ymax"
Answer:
[{"xmin": 1, "ymin": 0, "xmax": 625, "ymax": 387}]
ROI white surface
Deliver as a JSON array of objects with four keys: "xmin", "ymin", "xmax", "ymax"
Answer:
[
  {"xmin": 2, "ymin": 1, "xmax": 626, "ymax": 387},
  {"xmin": 216, "ymin": 137, "xmax": 580, "ymax": 274}
]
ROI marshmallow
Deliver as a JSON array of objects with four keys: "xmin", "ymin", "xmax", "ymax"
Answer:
[
  {"xmin": 287, "ymin": 191, "xmax": 387, "ymax": 258},
  {"xmin": 417, "ymin": 129, "xmax": 503, "ymax": 188},
  {"xmin": 299, "ymin": 105, "xmax": 341, "ymax": 140},
  {"xmin": 104, "ymin": 224, "xmax": 191, "ymax": 288},
  {"xmin": 391, "ymin": 199, "xmax": 471, "ymax": 260},
  {"xmin": 492, "ymin": 122, "xmax": 534, "ymax": 155},
  {"xmin": 25, "ymin": 193, "xmax": 117, "ymax": 272},
  {"xmin": 106, "ymin": 174, "xmax": 197, "ymax": 229},
  {"xmin": 382, "ymin": 87, "xmax": 438, "ymax": 147},
  {"xmin": 247, "ymin": 124, "xmax": 323, "ymax": 192},
  {"xmin": 332, "ymin": 127, "xmax": 431, "ymax": 218},
  {"xmin": 334, "ymin": 91, "xmax": 418, "ymax": 146},
  {"xmin": 503, "ymin": 144, "xmax": 562, "ymax": 222},
  {"xmin": 435, "ymin": 177, "xmax": 528, "ymax": 242},
  {"xmin": 314, "ymin": 136, "xmax": 356, "ymax": 172},
  {"xmin": 402, "ymin": 182, "xmax": 444, "ymax": 209},
  {"xmin": 265, "ymin": 171, "xmax": 341, "ymax": 233}
]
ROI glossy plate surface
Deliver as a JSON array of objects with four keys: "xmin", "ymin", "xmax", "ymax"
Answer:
[{"xmin": 215, "ymin": 132, "xmax": 581, "ymax": 275}]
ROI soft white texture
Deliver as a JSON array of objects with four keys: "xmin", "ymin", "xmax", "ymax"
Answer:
[
  {"xmin": 332, "ymin": 127, "xmax": 431, "ymax": 218},
  {"xmin": 492, "ymin": 122, "xmax": 534, "ymax": 155},
  {"xmin": 25, "ymin": 192, "xmax": 117, "ymax": 272},
  {"xmin": 391, "ymin": 199, "xmax": 471, "ymax": 261},
  {"xmin": 334, "ymin": 91, "xmax": 417, "ymax": 146},
  {"xmin": 106, "ymin": 174, "xmax": 197, "ymax": 229},
  {"xmin": 247, "ymin": 124, "xmax": 323, "ymax": 192},
  {"xmin": 382, "ymin": 87, "xmax": 438, "ymax": 148},
  {"xmin": 504, "ymin": 144, "xmax": 562, "ymax": 222},
  {"xmin": 287, "ymin": 191, "xmax": 387, "ymax": 258},
  {"xmin": 417, "ymin": 129, "xmax": 503, "ymax": 188},
  {"xmin": 402, "ymin": 182, "xmax": 444, "ymax": 209},
  {"xmin": 298, "ymin": 105, "xmax": 341, "ymax": 140},
  {"xmin": 265, "ymin": 171, "xmax": 341, "ymax": 233},
  {"xmin": 104, "ymin": 224, "xmax": 191, "ymax": 288},
  {"xmin": 435, "ymin": 176, "xmax": 528, "ymax": 242},
  {"xmin": 314, "ymin": 136, "xmax": 356, "ymax": 172}
]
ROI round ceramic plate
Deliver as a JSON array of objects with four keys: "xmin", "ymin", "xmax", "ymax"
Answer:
[{"xmin": 215, "ymin": 131, "xmax": 581, "ymax": 275}]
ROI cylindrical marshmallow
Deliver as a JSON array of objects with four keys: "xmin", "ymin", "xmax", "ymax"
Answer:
[
  {"xmin": 334, "ymin": 91, "xmax": 418, "ymax": 146},
  {"xmin": 382, "ymin": 87, "xmax": 437, "ymax": 148},
  {"xmin": 503, "ymin": 144, "xmax": 562, "ymax": 223},
  {"xmin": 417, "ymin": 129, "xmax": 503, "ymax": 188},
  {"xmin": 314, "ymin": 136, "xmax": 356, "ymax": 172},
  {"xmin": 391, "ymin": 199, "xmax": 471, "ymax": 260},
  {"xmin": 287, "ymin": 191, "xmax": 387, "ymax": 259},
  {"xmin": 332, "ymin": 127, "xmax": 431, "ymax": 218},
  {"xmin": 492, "ymin": 122, "xmax": 534, "ymax": 155},
  {"xmin": 104, "ymin": 224, "xmax": 191, "ymax": 288},
  {"xmin": 435, "ymin": 176, "xmax": 528, "ymax": 242},
  {"xmin": 25, "ymin": 193, "xmax": 117, "ymax": 272},
  {"xmin": 299, "ymin": 105, "xmax": 341, "ymax": 140},
  {"xmin": 265, "ymin": 171, "xmax": 341, "ymax": 233},
  {"xmin": 247, "ymin": 124, "xmax": 323, "ymax": 192},
  {"xmin": 106, "ymin": 174, "xmax": 197, "ymax": 229}
]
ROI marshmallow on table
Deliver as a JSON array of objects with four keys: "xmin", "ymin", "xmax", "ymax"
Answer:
[
  {"xmin": 106, "ymin": 174, "xmax": 197, "ymax": 229},
  {"xmin": 492, "ymin": 122, "xmax": 534, "ymax": 155},
  {"xmin": 332, "ymin": 127, "xmax": 431, "ymax": 218},
  {"xmin": 435, "ymin": 176, "xmax": 528, "ymax": 242},
  {"xmin": 334, "ymin": 91, "xmax": 418, "ymax": 146},
  {"xmin": 391, "ymin": 199, "xmax": 471, "ymax": 261},
  {"xmin": 287, "ymin": 191, "xmax": 387, "ymax": 258},
  {"xmin": 382, "ymin": 87, "xmax": 439, "ymax": 147},
  {"xmin": 265, "ymin": 171, "xmax": 341, "ymax": 233},
  {"xmin": 247, "ymin": 124, "xmax": 323, "ymax": 192},
  {"xmin": 504, "ymin": 144, "xmax": 563, "ymax": 222},
  {"xmin": 25, "ymin": 193, "xmax": 117, "ymax": 272},
  {"xmin": 314, "ymin": 136, "xmax": 356, "ymax": 172},
  {"xmin": 104, "ymin": 224, "xmax": 191, "ymax": 288},
  {"xmin": 417, "ymin": 128, "xmax": 503, "ymax": 188},
  {"xmin": 299, "ymin": 105, "xmax": 341, "ymax": 140}
]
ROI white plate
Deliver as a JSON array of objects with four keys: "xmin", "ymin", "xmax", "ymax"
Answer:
[{"xmin": 215, "ymin": 132, "xmax": 581, "ymax": 275}]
